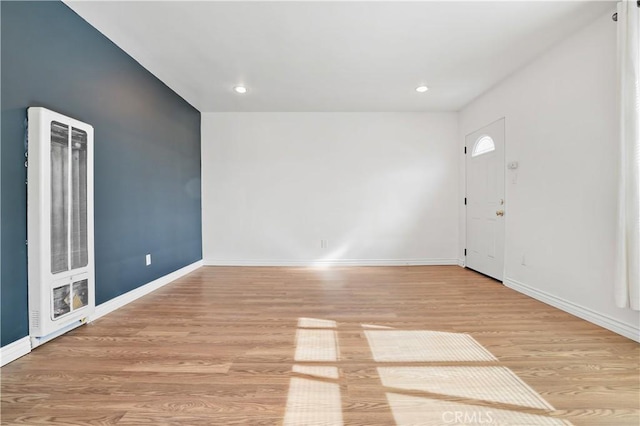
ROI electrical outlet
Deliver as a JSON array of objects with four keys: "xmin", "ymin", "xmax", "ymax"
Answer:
[
  {"xmin": 320, "ymin": 239, "xmax": 328, "ymax": 249},
  {"xmin": 146, "ymin": 254, "xmax": 152, "ymax": 266}
]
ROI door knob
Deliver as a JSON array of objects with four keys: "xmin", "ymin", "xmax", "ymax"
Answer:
[{"xmin": 496, "ymin": 210, "xmax": 504, "ymax": 216}]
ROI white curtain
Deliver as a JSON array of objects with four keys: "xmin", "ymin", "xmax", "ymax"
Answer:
[{"xmin": 615, "ymin": 1, "xmax": 640, "ymax": 310}]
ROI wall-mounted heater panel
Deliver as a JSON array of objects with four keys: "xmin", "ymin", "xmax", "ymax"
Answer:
[{"xmin": 27, "ymin": 107, "xmax": 95, "ymax": 348}]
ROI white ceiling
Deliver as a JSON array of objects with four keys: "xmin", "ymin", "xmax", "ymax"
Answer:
[{"xmin": 65, "ymin": 1, "xmax": 614, "ymax": 112}]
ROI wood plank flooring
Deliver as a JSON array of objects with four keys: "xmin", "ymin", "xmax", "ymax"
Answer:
[{"xmin": 1, "ymin": 266, "xmax": 638, "ymax": 425}]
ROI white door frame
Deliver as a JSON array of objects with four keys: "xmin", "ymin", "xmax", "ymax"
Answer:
[{"xmin": 464, "ymin": 117, "xmax": 506, "ymax": 281}]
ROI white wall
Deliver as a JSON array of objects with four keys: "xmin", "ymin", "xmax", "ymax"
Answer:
[
  {"xmin": 459, "ymin": 11, "xmax": 639, "ymax": 340},
  {"xmin": 202, "ymin": 112, "xmax": 459, "ymax": 265}
]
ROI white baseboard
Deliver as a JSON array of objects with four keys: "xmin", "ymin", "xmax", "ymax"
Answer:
[
  {"xmin": 0, "ymin": 336, "xmax": 31, "ymax": 367},
  {"xmin": 504, "ymin": 277, "xmax": 640, "ymax": 342},
  {"xmin": 203, "ymin": 258, "xmax": 459, "ymax": 267},
  {"xmin": 91, "ymin": 260, "xmax": 203, "ymax": 322},
  {"xmin": 457, "ymin": 258, "xmax": 465, "ymax": 267},
  {"xmin": 0, "ymin": 260, "xmax": 203, "ymax": 367}
]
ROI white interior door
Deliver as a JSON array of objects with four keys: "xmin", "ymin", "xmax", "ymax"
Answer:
[{"xmin": 465, "ymin": 118, "xmax": 505, "ymax": 281}]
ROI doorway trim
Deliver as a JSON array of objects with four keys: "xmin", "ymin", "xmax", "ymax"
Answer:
[{"xmin": 464, "ymin": 117, "xmax": 507, "ymax": 281}]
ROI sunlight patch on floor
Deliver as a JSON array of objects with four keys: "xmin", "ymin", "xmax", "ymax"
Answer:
[
  {"xmin": 285, "ymin": 320, "xmax": 569, "ymax": 425},
  {"xmin": 298, "ymin": 318, "xmax": 337, "ymax": 329},
  {"xmin": 378, "ymin": 366, "xmax": 554, "ymax": 410},
  {"xmin": 283, "ymin": 377, "xmax": 343, "ymax": 426},
  {"xmin": 364, "ymin": 330, "xmax": 497, "ymax": 362},
  {"xmin": 385, "ymin": 393, "xmax": 571, "ymax": 426},
  {"xmin": 361, "ymin": 324, "xmax": 395, "ymax": 329},
  {"xmin": 292, "ymin": 365, "xmax": 340, "ymax": 380},
  {"xmin": 294, "ymin": 329, "xmax": 339, "ymax": 362}
]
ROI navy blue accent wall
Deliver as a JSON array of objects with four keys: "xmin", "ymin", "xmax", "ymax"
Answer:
[{"xmin": 1, "ymin": 1, "xmax": 202, "ymax": 347}]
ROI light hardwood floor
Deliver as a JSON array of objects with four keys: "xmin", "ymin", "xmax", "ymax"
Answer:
[{"xmin": 1, "ymin": 266, "xmax": 638, "ymax": 425}]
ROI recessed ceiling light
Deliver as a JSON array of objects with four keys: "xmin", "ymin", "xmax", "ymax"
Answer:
[
  {"xmin": 233, "ymin": 85, "xmax": 248, "ymax": 94},
  {"xmin": 416, "ymin": 85, "xmax": 429, "ymax": 93}
]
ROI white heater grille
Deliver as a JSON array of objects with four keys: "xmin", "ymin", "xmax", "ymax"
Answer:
[{"xmin": 28, "ymin": 107, "xmax": 95, "ymax": 347}]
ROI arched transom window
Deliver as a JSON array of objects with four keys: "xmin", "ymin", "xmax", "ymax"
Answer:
[{"xmin": 472, "ymin": 135, "xmax": 495, "ymax": 157}]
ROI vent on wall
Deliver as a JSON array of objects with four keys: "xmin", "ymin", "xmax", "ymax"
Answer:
[
  {"xmin": 27, "ymin": 107, "xmax": 95, "ymax": 348},
  {"xmin": 30, "ymin": 311, "xmax": 40, "ymax": 330}
]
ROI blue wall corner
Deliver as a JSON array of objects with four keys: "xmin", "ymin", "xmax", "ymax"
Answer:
[{"xmin": 1, "ymin": 1, "xmax": 202, "ymax": 347}]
